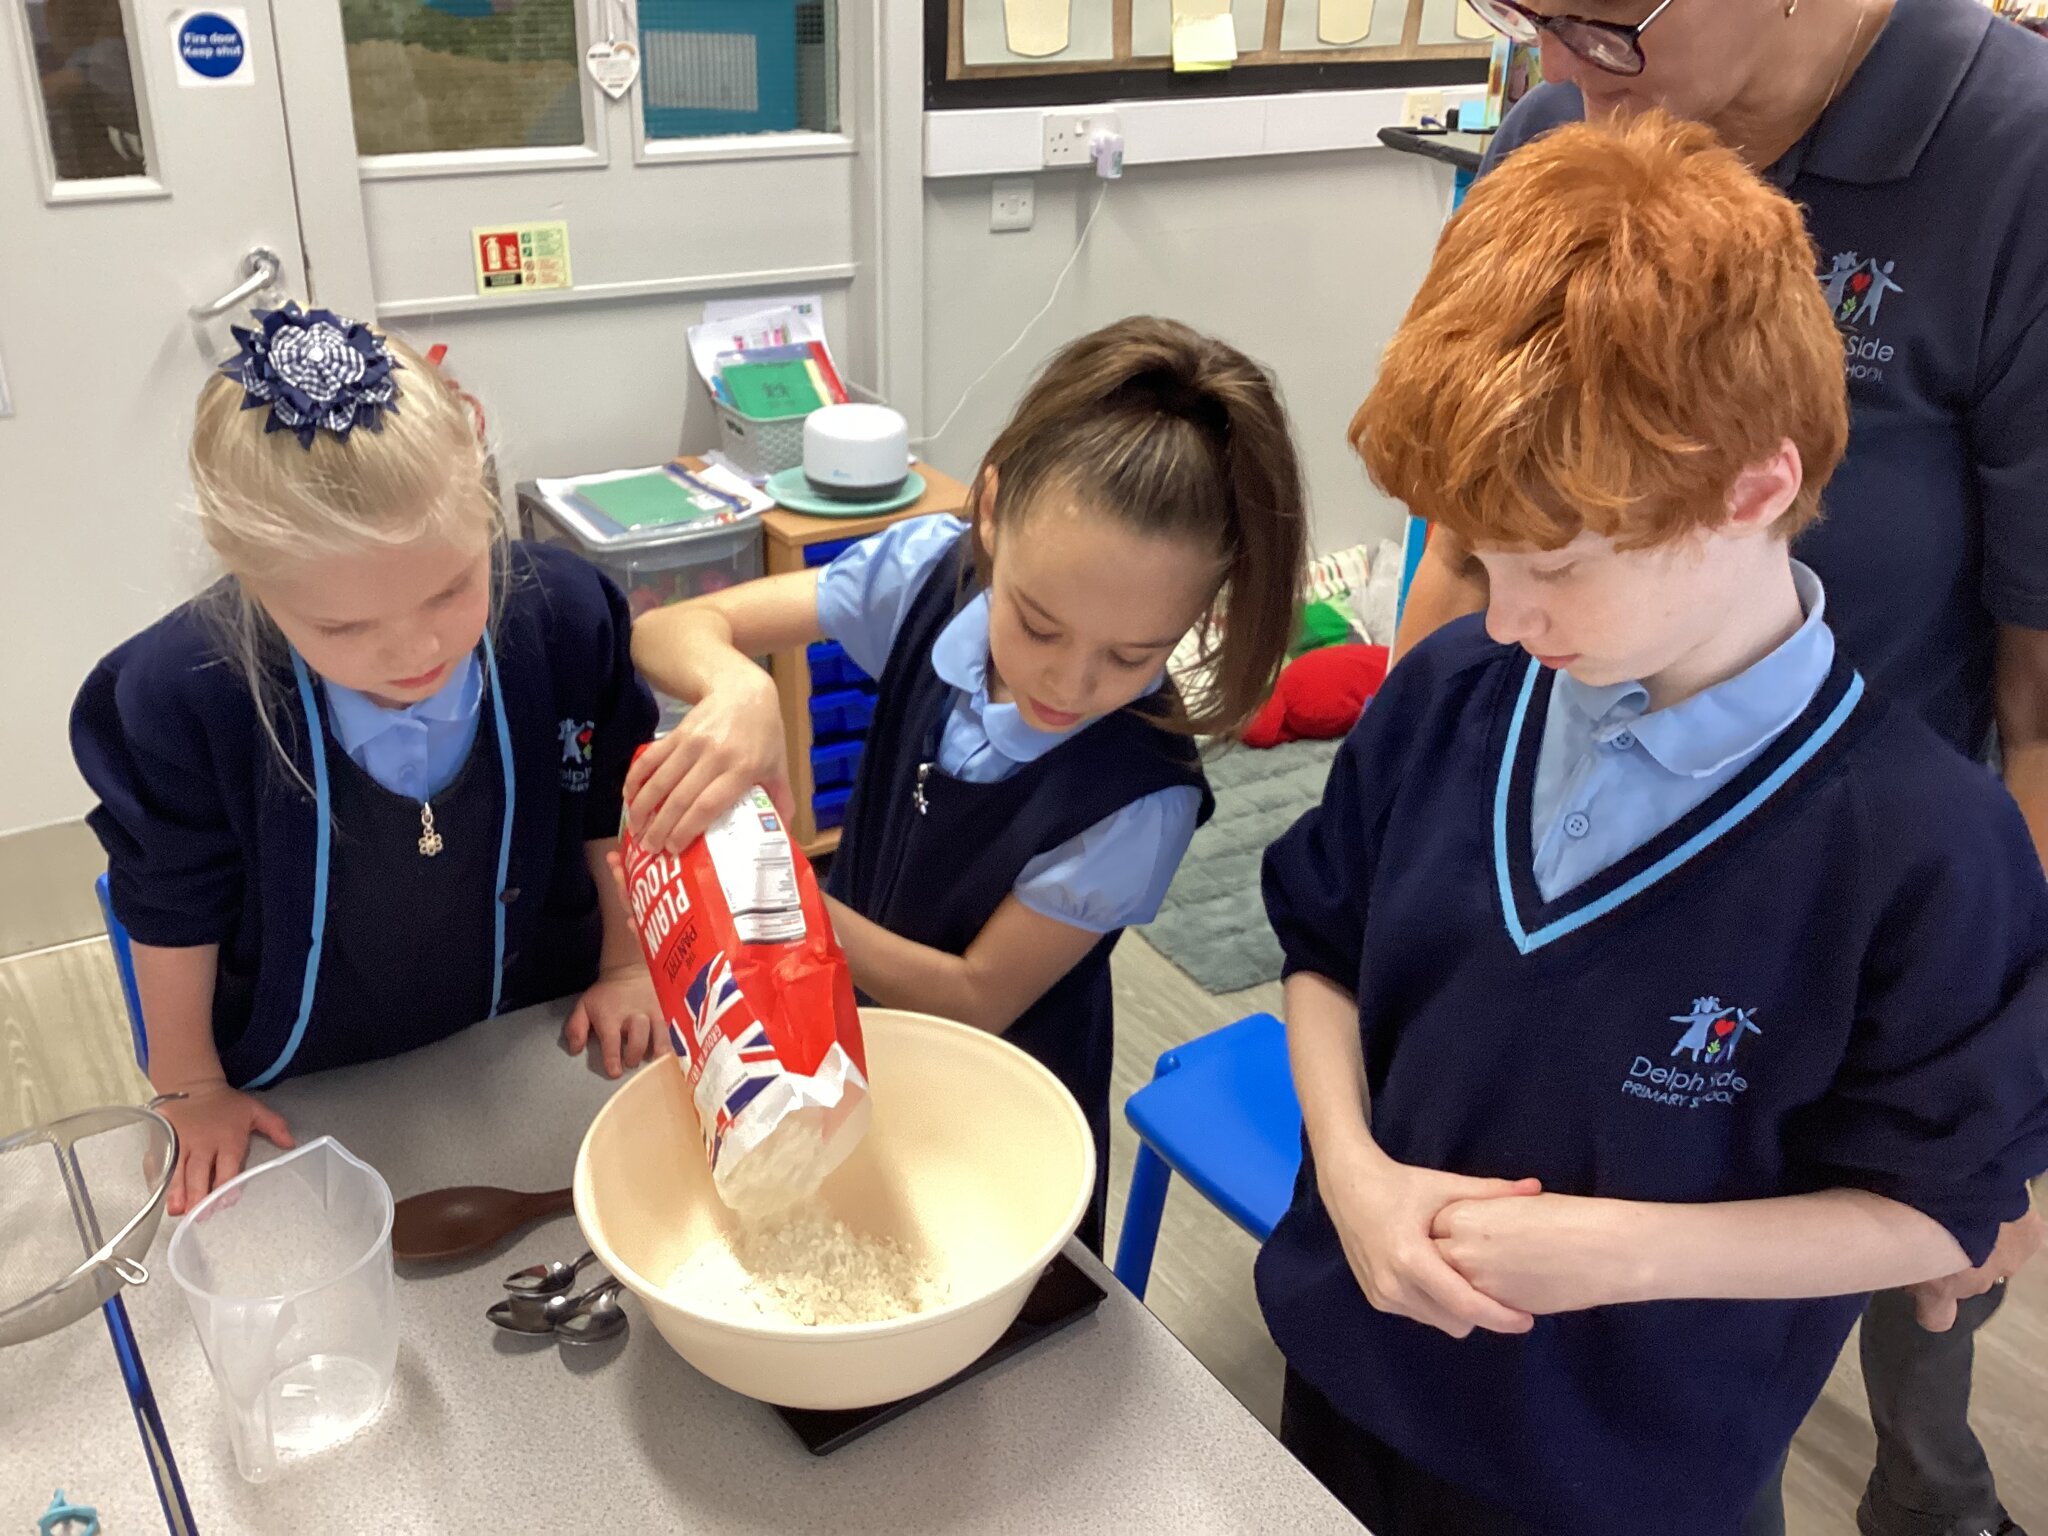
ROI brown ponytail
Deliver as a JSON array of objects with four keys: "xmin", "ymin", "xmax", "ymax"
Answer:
[{"xmin": 969, "ymin": 315, "xmax": 1307, "ymax": 740}]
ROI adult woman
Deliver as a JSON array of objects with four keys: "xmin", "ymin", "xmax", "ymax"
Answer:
[{"xmin": 1393, "ymin": 2, "xmax": 2048, "ymax": 1532}]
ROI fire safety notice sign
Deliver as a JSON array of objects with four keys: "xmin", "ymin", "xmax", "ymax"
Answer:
[{"xmin": 471, "ymin": 222, "xmax": 573, "ymax": 297}]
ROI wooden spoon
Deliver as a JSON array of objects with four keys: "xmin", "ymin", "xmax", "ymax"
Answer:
[{"xmin": 392, "ymin": 1184, "xmax": 575, "ymax": 1263}]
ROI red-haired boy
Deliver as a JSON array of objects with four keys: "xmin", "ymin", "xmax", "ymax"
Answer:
[{"xmin": 1257, "ymin": 112, "xmax": 2048, "ymax": 1536}]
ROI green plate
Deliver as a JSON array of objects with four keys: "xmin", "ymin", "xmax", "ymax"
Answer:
[{"xmin": 766, "ymin": 467, "xmax": 925, "ymax": 518}]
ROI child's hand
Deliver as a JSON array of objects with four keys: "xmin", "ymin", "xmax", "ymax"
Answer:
[
  {"xmin": 1431, "ymin": 1192, "xmax": 1636, "ymax": 1316},
  {"xmin": 563, "ymin": 963, "xmax": 668, "ymax": 1078},
  {"xmin": 1905, "ymin": 1206, "xmax": 2043, "ymax": 1331},
  {"xmin": 625, "ymin": 668, "xmax": 791, "ymax": 853},
  {"xmin": 1318, "ymin": 1140, "xmax": 1542, "ymax": 1338},
  {"xmin": 157, "ymin": 1080, "xmax": 296, "ymax": 1217}
]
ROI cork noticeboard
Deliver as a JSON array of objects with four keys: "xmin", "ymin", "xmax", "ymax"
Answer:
[{"xmin": 948, "ymin": 0, "xmax": 1492, "ymax": 77}]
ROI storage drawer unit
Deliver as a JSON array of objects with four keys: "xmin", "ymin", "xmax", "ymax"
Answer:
[{"xmin": 761, "ymin": 468, "xmax": 972, "ymax": 857}]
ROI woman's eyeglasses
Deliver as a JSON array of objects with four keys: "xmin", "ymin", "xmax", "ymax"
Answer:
[{"xmin": 1463, "ymin": 0, "xmax": 1677, "ymax": 76}]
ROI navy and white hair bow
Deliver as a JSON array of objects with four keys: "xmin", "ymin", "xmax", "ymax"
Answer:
[{"xmin": 223, "ymin": 303, "xmax": 400, "ymax": 448}]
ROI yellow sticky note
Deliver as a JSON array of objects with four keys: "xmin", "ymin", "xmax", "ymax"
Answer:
[{"xmin": 1172, "ymin": 11, "xmax": 1238, "ymax": 69}]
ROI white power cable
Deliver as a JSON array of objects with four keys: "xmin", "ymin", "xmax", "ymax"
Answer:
[{"xmin": 912, "ymin": 176, "xmax": 1112, "ymax": 450}]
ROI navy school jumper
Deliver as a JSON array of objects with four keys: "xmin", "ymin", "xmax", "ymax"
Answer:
[
  {"xmin": 1257, "ymin": 617, "xmax": 2048, "ymax": 1536},
  {"xmin": 71, "ymin": 541, "xmax": 658, "ymax": 1088},
  {"xmin": 826, "ymin": 534, "xmax": 1215, "ymax": 1252}
]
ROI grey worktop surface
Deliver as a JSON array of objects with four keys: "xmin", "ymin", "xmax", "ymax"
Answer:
[{"xmin": 2, "ymin": 1001, "xmax": 1359, "ymax": 1533}]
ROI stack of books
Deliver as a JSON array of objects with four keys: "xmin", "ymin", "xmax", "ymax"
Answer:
[{"xmin": 712, "ymin": 341, "xmax": 850, "ymax": 419}]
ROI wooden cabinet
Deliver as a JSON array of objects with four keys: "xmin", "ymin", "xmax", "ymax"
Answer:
[{"xmin": 761, "ymin": 466, "xmax": 972, "ymax": 857}]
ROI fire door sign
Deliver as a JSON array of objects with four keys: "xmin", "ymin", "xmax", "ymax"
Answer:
[
  {"xmin": 471, "ymin": 222, "xmax": 573, "ymax": 297},
  {"xmin": 172, "ymin": 8, "xmax": 253, "ymax": 88}
]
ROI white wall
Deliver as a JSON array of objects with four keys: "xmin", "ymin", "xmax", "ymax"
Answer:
[
  {"xmin": 917, "ymin": 148, "xmax": 1452, "ymax": 553},
  {"xmin": 380, "ymin": 286, "xmax": 860, "ymax": 491},
  {"xmin": 380, "ymin": 148, "xmax": 1456, "ymax": 562}
]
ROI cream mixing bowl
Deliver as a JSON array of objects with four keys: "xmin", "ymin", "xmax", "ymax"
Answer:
[{"xmin": 574, "ymin": 1008, "xmax": 1095, "ymax": 1409}]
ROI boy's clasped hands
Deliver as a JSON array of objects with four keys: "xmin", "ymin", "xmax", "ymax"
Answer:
[{"xmin": 1315, "ymin": 1132, "xmax": 1640, "ymax": 1338}]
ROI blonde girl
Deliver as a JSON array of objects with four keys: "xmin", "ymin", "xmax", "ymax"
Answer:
[{"xmin": 73, "ymin": 304, "xmax": 660, "ymax": 1213}]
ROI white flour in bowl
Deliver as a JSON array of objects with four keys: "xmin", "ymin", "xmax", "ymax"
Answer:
[{"xmin": 670, "ymin": 1206, "xmax": 947, "ymax": 1327}]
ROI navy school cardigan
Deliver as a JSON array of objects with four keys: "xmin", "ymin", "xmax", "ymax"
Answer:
[
  {"xmin": 1258, "ymin": 616, "xmax": 2048, "ymax": 1535},
  {"xmin": 72, "ymin": 541, "xmax": 658, "ymax": 1087}
]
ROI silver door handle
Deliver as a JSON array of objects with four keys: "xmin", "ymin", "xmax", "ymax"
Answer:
[{"xmin": 191, "ymin": 247, "xmax": 281, "ymax": 321}]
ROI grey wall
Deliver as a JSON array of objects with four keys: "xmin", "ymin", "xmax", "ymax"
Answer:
[{"xmin": 917, "ymin": 147, "xmax": 1453, "ymax": 553}]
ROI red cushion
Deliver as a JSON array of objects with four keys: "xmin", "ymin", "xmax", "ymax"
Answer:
[{"xmin": 1243, "ymin": 644, "xmax": 1389, "ymax": 748}]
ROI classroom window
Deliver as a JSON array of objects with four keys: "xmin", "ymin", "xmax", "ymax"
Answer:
[
  {"xmin": 19, "ymin": 0, "xmax": 149, "ymax": 181},
  {"xmin": 338, "ymin": 0, "xmax": 585, "ymax": 156},
  {"xmin": 639, "ymin": 0, "xmax": 839, "ymax": 141}
]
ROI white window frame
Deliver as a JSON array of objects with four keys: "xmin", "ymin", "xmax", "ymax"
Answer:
[
  {"xmin": 6, "ymin": 0, "xmax": 166, "ymax": 204},
  {"xmin": 629, "ymin": 0, "xmax": 853, "ymax": 167}
]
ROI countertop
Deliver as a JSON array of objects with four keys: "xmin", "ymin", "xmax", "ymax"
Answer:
[{"xmin": 1, "ymin": 1001, "xmax": 1360, "ymax": 1533}]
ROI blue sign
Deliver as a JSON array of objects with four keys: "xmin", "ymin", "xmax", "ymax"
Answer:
[{"xmin": 177, "ymin": 12, "xmax": 245, "ymax": 80}]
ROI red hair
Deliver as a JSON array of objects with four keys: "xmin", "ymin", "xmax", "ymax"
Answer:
[{"xmin": 1354, "ymin": 111, "xmax": 1848, "ymax": 551}]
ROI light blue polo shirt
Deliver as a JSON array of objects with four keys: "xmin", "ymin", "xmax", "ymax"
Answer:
[
  {"xmin": 325, "ymin": 654, "xmax": 483, "ymax": 801},
  {"xmin": 817, "ymin": 514, "xmax": 1202, "ymax": 933},
  {"xmin": 1532, "ymin": 564, "xmax": 1833, "ymax": 900}
]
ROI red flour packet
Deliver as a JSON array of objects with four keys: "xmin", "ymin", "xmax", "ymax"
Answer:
[{"xmin": 620, "ymin": 785, "xmax": 869, "ymax": 1212}]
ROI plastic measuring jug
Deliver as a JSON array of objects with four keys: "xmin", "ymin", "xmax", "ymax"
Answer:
[{"xmin": 166, "ymin": 1137, "xmax": 396, "ymax": 1481}]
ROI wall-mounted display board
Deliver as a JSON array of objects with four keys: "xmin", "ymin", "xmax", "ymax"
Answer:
[{"xmin": 944, "ymin": 0, "xmax": 1492, "ymax": 79}]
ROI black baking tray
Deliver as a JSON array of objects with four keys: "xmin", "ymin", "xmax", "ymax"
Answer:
[{"xmin": 771, "ymin": 1252, "xmax": 1107, "ymax": 1456}]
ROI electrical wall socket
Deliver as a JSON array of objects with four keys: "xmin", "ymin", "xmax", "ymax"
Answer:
[
  {"xmin": 1401, "ymin": 90, "xmax": 1445, "ymax": 128},
  {"xmin": 990, "ymin": 177, "xmax": 1035, "ymax": 232},
  {"xmin": 1043, "ymin": 111, "xmax": 1120, "ymax": 168}
]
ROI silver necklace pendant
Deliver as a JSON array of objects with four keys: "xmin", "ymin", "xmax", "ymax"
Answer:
[
  {"xmin": 913, "ymin": 762, "xmax": 932, "ymax": 816},
  {"xmin": 418, "ymin": 801, "xmax": 444, "ymax": 857}
]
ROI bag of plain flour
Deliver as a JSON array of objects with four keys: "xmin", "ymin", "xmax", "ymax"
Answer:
[{"xmin": 620, "ymin": 784, "xmax": 869, "ymax": 1214}]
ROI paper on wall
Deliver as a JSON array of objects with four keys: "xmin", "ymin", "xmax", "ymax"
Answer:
[
  {"xmin": 1318, "ymin": 0, "xmax": 1379, "ymax": 45},
  {"xmin": 1004, "ymin": 0, "xmax": 1071, "ymax": 56}
]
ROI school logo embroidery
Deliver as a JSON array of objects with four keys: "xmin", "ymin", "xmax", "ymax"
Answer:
[
  {"xmin": 1668, "ymin": 995, "xmax": 1762, "ymax": 1065},
  {"xmin": 558, "ymin": 717, "xmax": 594, "ymax": 793},
  {"xmin": 1820, "ymin": 251, "xmax": 1904, "ymax": 384},
  {"xmin": 1621, "ymin": 995, "xmax": 1759, "ymax": 1109}
]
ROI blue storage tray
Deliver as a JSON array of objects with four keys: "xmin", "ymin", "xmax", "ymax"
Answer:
[
  {"xmin": 813, "ymin": 786, "xmax": 853, "ymax": 831},
  {"xmin": 810, "ymin": 688, "xmax": 877, "ymax": 739},
  {"xmin": 803, "ymin": 535, "xmax": 872, "ymax": 568},
  {"xmin": 811, "ymin": 739, "xmax": 864, "ymax": 789},
  {"xmin": 807, "ymin": 640, "xmax": 872, "ymax": 691}
]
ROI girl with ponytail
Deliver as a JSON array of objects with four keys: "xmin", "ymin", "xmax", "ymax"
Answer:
[{"xmin": 629, "ymin": 315, "xmax": 1309, "ymax": 1249}]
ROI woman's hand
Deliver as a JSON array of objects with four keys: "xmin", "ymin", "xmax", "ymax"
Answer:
[
  {"xmin": 562, "ymin": 963, "xmax": 668, "ymax": 1078},
  {"xmin": 1318, "ymin": 1139, "xmax": 1542, "ymax": 1338},
  {"xmin": 157, "ymin": 1079, "xmax": 296, "ymax": 1216},
  {"xmin": 624, "ymin": 665, "xmax": 790, "ymax": 852},
  {"xmin": 1431, "ymin": 1192, "xmax": 1643, "ymax": 1316}
]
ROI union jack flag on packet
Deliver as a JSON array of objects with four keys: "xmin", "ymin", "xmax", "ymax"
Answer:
[{"xmin": 621, "ymin": 782, "xmax": 870, "ymax": 1214}]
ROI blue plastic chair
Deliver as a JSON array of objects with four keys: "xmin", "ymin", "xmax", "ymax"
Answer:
[
  {"xmin": 1112, "ymin": 1012, "xmax": 1303, "ymax": 1299},
  {"xmin": 93, "ymin": 873, "xmax": 148, "ymax": 1071}
]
